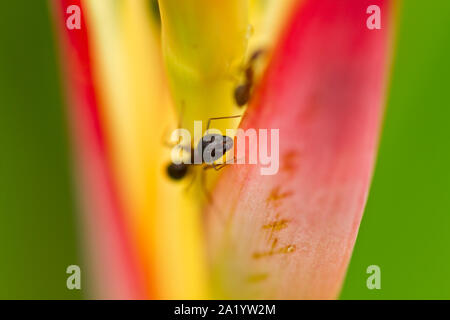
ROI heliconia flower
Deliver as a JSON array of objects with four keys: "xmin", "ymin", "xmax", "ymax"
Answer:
[{"xmin": 52, "ymin": 0, "xmax": 395, "ymax": 299}]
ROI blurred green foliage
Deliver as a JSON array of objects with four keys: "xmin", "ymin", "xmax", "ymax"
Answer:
[
  {"xmin": 0, "ymin": 0, "xmax": 448, "ymax": 299},
  {"xmin": 0, "ymin": 1, "xmax": 82, "ymax": 299},
  {"xmin": 341, "ymin": 0, "xmax": 450, "ymax": 299}
]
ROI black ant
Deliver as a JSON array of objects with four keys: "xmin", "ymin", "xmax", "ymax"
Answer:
[
  {"xmin": 166, "ymin": 115, "xmax": 242, "ymax": 182},
  {"xmin": 234, "ymin": 49, "xmax": 265, "ymax": 107}
]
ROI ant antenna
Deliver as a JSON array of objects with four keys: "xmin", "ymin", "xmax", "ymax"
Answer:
[
  {"xmin": 177, "ymin": 100, "xmax": 186, "ymax": 129},
  {"xmin": 206, "ymin": 115, "xmax": 243, "ymax": 132}
]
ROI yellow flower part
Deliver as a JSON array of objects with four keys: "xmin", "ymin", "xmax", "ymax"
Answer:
[
  {"xmin": 248, "ymin": 0, "xmax": 300, "ymax": 53},
  {"xmin": 82, "ymin": 0, "xmax": 208, "ymax": 299},
  {"xmin": 158, "ymin": 0, "xmax": 249, "ymax": 136}
]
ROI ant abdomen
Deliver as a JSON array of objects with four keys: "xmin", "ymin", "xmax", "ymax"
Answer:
[
  {"xmin": 167, "ymin": 163, "xmax": 189, "ymax": 180},
  {"xmin": 233, "ymin": 49, "xmax": 265, "ymax": 107},
  {"xmin": 234, "ymin": 83, "xmax": 252, "ymax": 107}
]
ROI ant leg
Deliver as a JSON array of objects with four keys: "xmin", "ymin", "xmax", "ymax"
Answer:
[
  {"xmin": 199, "ymin": 167, "xmax": 214, "ymax": 203},
  {"xmin": 206, "ymin": 115, "xmax": 243, "ymax": 132},
  {"xmin": 162, "ymin": 100, "xmax": 187, "ymax": 147},
  {"xmin": 162, "ymin": 131, "xmax": 191, "ymax": 157},
  {"xmin": 184, "ymin": 168, "xmax": 197, "ymax": 193},
  {"xmin": 204, "ymin": 155, "xmax": 242, "ymax": 172},
  {"xmin": 161, "ymin": 126, "xmax": 180, "ymax": 148},
  {"xmin": 249, "ymin": 48, "xmax": 266, "ymax": 63},
  {"xmin": 200, "ymin": 166, "xmax": 226, "ymax": 223},
  {"xmin": 161, "ymin": 111, "xmax": 191, "ymax": 158},
  {"xmin": 225, "ymin": 73, "xmax": 241, "ymax": 83},
  {"xmin": 214, "ymin": 163, "xmax": 227, "ymax": 171},
  {"xmin": 205, "ymin": 160, "xmax": 227, "ymax": 172},
  {"xmin": 210, "ymin": 162, "xmax": 228, "ymax": 172}
]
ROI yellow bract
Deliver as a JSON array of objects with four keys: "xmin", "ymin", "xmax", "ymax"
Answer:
[
  {"xmin": 158, "ymin": 0, "xmax": 249, "ymax": 136},
  {"xmin": 82, "ymin": 0, "xmax": 207, "ymax": 299},
  {"xmin": 249, "ymin": 0, "xmax": 300, "ymax": 53}
]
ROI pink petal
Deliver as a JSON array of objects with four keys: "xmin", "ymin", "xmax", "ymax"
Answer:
[{"xmin": 206, "ymin": 0, "xmax": 394, "ymax": 299}]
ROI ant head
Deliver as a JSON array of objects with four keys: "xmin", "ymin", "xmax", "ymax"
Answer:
[
  {"xmin": 200, "ymin": 134, "xmax": 234, "ymax": 164},
  {"xmin": 166, "ymin": 163, "xmax": 188, "ymax": 180}
]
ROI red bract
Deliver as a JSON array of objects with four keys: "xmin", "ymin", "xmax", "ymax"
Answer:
[
  {"xmin": 53, "ymin": 0, "xmax": 145, "ymax": 299},
  {"xmin": 206, "ymin": 0, "xmax": 393, "ymax": 299}
]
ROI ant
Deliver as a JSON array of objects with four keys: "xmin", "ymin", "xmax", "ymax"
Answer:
[
  {"xmin": 166, "ymin": 115, "xmax": 242, "ymax": 182},
  {"xmin": 234, "ymin": 49, "xmax": 265, "ymax": 107}
]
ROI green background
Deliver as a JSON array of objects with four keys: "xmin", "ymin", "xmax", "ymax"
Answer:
[
  {"xmin": 0, "ymin": 1, "xmax": 82, "ymax": 299},
  {"xmin": 341, "ymin": 0, "xmax": 450, "ymax": 299},
  {"xmin": 0, "ymin": 1, "xmax": 448, "ymax": 299}
]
